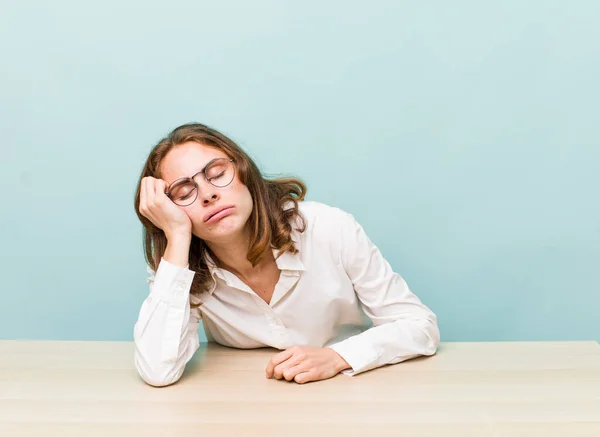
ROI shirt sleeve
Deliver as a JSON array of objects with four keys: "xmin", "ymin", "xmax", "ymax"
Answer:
[
  {"xmin": 133, "ymin": 257, "xmax": 201, "ymax": 386},
  {"xmin": 327, "ymin": 210, "xmax": 440, "ymax": 376}
]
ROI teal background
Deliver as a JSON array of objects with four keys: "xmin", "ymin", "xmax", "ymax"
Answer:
[{"xmin": 1, "ymin": 1, "xmax": 598, "ymax": 342}]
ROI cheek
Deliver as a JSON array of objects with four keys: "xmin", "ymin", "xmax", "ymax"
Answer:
[
  {"xmin": 240, "ymin": 187, "xmax": 254, "ymax": 215},
  {"xmin": 229, "ymin": 178, "xmax": 252, "ymax": 209},
  {"xmin": 179, "ymin": 203, "xmax": 206, "ymax": 232},
  {"xmin": 181, "ymin": 206, "xmax": 198, "ymax": 223}
]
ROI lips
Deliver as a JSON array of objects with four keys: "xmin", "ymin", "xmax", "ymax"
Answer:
[{"xmin": 204, "ymin": 205, "xmax": 235, "ymax": 223}]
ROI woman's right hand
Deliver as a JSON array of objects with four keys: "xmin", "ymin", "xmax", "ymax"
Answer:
[{"xmin": 139, "ymin": 176, "xmax": 192, "ymax": 240}]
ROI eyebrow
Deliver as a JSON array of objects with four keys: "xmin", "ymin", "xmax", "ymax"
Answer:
[{"xmin": 170, "ymin": 157, "xmax": 221, "ymax": 185}]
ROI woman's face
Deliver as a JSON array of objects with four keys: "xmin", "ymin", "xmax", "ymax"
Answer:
[{"xmin": 159, "ymin": 141, "xmax": 253, "ymax": 243}]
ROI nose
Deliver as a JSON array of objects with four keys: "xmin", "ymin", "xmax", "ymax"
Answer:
[{"xmin": 195, "ymin": 177, "xmax": 220, "ymax": 205}]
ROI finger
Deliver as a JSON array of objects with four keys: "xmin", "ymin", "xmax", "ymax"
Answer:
[
  {"xmin": 274, "ymin": 354, "xmax": 305, "ymax": 380},
  {"xmin": 140, "ymin": 178, "xmax": 152, "ymax": 213},
  {"xmin": 294, "ymin": 371, "xmax": 314, "ymax": 384},
  {"xmin": 283, "ymin": 362, "xmax": 309, "ymax": 382},
  {"xmin": 155, "ymin": 179, "xmax": 166, "ymax": 197},
  {"xmin": 143, "ymin": 177, "xmax": 154, "ymax": 205},
  {"xmin": 149, "ymin": 176, "xmax": 158, "ymax": 199},
  {"xmin": 266, "ymin": 349, "xmax": 294, "ymax": 378},
  {"xmin": 155, "ymin": 179, "xmax": 169, "ymax": 203},
  {"xmin": 139, "ymin": 178, "xmax": 146, "ymax": 208}
]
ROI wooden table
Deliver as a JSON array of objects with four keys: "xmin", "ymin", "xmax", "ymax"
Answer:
[{"xmin": 1, "ymin": 341, "xmax": 599, "ymax": 436}]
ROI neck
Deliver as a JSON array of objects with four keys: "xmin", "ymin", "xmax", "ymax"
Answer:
[{"xmin": 205, "ymin": 227, "xmax": 274, "ymax": 279}]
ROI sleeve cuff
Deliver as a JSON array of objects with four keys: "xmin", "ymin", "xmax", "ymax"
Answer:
[
  {"xmin": 328, "ymin": 336, "xmax": 381, "ymax": 376},
  {"xmin": 150, "ymin": 257, "xmax": 196, "ymax": 307}
]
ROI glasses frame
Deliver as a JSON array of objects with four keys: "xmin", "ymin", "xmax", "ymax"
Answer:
[{"xmin": 164, "ymin": 157, "xmax": 236, "ymax": 206}]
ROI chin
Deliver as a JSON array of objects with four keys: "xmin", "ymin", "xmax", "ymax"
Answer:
[{"xmin": 198, "ymin": 217, "xmax": 246, "ymax": 241}]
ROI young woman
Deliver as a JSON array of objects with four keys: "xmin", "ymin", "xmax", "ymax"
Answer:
[{"xmin": 133, "ymin": 123, "xmax": 440, "ymax": 386}]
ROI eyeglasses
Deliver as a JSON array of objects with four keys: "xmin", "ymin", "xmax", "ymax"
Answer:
[{"xmin": 164, "ymin": 158, "xmax": 235, "ymax": 206}]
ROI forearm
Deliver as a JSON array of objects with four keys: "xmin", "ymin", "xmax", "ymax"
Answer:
[
  {"xmin": 163, "ymin": 232, "xmax": 192, "ymax": 268},
  {"xmin": 329, "ymin": 315, "xmax": 440, "ymax": 375},
  {"xmin": 134, "ymin": 299, "xmax": 199, "ymax": 386},
  {"xmin": 133, "ymin": 258, "xmax": 199, "ymax": 386}
]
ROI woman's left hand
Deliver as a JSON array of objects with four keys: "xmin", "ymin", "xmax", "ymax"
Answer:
[{"xmin": 265, "ymin": 346, "xmax": 351, "ymax": 384}]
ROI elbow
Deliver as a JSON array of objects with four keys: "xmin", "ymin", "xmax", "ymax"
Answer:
[
  {"xmin": 133, "ymin": 325, "xmax": 200, "ymax": 387},
  {"xmin": 134, "ymin": 353, "xmax": 185, "ymax": 387},
  {"xmin": 140, "ymin": 373, "xmax": 182, "ymax": 388},
  {"xmin": 414, "ymin": 315, "xmax": 440, "ymax": 357},
  {"xmin": 136, "ymin": 359, "xmax": 183, "ymax": 387},
  {"xmin": 423, "ymin": 332, "xmax": 439, "ymax": 356}
]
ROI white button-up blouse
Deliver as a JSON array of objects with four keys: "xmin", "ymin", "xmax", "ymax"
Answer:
[{"xmin": 133, "ymin": 200, "xmax": 440, "ymax": 386}]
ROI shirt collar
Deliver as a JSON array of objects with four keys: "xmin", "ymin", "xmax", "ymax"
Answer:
[
  {"xmin": 204, "ymin": 250, "xmax": 225, "ymax": 283},
  {"xmin": 204, "ymin": 244, "xmax": 305, "ymax": 279},
  {"xmin": 204, "ymin": 236, "xmax": 305, "ymax": 295},
  {"xmin": 273, "ymin": 247, "xmax": 306, "ymax": 272},
  {"xmin": 204, "ymin": 200, "xmax": 304, "ymax": 284}
]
